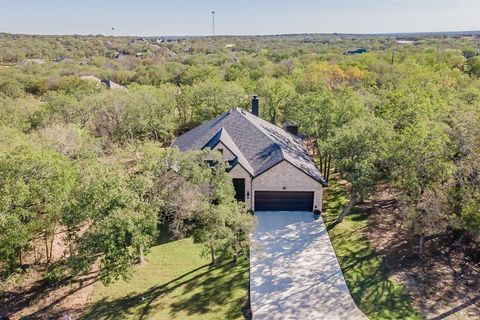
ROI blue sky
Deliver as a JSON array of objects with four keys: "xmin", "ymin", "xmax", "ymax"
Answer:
[{"xmin": 0, "ymin": 0, "xmax": 478, "ymax": 36}]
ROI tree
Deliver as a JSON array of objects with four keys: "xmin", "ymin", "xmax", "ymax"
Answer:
[
  {"xmin": 257, "ymin": 77, "xmax": 296, "ymax": 125},
  {"xmin": 186, "ymin": 79, "xmax": 248, "ymax": 124},
  {"xmin": 121, "ymin": 84, "xmax": 177, "ymax": 142},
  {"xmin": 466, "ymin": 56, "xmax": 480, "ymax": 78},
  {"xmin": 298, "ymin": 89, "xmax": 364, "ymax": 181},
  {"xmin": 64, "ymin": 160, "xmax": 157, "ymax": 284},
  {"xmin": 0, "ymin": 128, "xmax": 77, "ymax": 270},
  {"xmin": 151, "ymin": 148, "xmax": 255, "ymax": 265},
  {"xmin": 390, "ymin": 120, "xmax": 455, "ymax": 257},
  {"xmin": 447, "ymin": 107, "xmax": 480, "ymax": 240},
  {"xmin": 324, "ymin": 117, "xmax": 393, "ymax": 222}
]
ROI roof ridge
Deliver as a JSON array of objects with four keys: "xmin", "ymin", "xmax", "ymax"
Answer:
[
  {"xmin": 235, "ymin": 108, "xmax": 278, "ymax": 145},
  {"xmin": 236, "ymin": 108, "xmax": 289, "ymax": 163}
]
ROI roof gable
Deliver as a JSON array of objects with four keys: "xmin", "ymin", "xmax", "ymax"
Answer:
[{"xmin": 203, "ymin": 128, "xmax": 255, "ymax": 176}]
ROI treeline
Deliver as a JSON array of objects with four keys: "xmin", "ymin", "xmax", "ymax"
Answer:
[{"xmin": 0, "ymin": 34, "xmax": 479, "ymax": 285}]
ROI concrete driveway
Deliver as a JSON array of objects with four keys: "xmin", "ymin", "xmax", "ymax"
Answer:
[{"xmin": 250, "ymin": 211, "xmax": 367, "ymax": 320}]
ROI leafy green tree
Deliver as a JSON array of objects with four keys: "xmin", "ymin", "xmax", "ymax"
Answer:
[
  {"xmin": 466, "ymin": 56, "xmax": 480, "ymax": 78},
  {"xmin": 121, "ymin": 84, "xmax": 177, "ymax": 142},
  {"xmin": 64, "ymin": 161, "xmax": 157, "ymax": 284},
  {"xmin": 186, "ymin": 79, "xmax": 248, "ymax": 124},
  {"xmin": 324, "ymin": 117, "xmax": 393, "ymax": 222},
  {"xmin": 391, "ymin": 120, "xmax": 455, "ymax": 257},
  {"xmin": 0, "ymin": 128, "xmax": 77, "ymax": 270},
  {"xmin": 0, "ymin": 96, "xmax": 41, "ymax": 132},
  {"xmin": 298, "ymin": 89, "xmax": 364, "ymax": 180},
  {"xmin": 257, "ymin": 77, "xmax": 296, "ymax": 124},
  {"xmin": 447, "ymin": 107, "xmax": 480, "ymax": 239}
]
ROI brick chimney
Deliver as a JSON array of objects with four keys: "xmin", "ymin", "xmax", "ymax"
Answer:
[{"xmin": 251, "ymin": 95, "xmax": 259, "ymax": 116}]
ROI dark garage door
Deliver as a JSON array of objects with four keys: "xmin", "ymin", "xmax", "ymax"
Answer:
[{"xmin": 254, "ymin": 191, "xmax": 314, "ymax": 211}]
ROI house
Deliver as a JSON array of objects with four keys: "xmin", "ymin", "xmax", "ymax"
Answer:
[
  {"xmin": 16, "ymin": 58, "xmax": 45, "ymax": 67},
  {"xmin": 80, "ymin": 76, "xmax": 125, "ymax": 90},
  {"xmin": 343, "ymin": 48, "xmax": 367, "ymax": 55},
  {"xmin": 171, "ymin": 97, "xmax": 327, "ymax": 212}
]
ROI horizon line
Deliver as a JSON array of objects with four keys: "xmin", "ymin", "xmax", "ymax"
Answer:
[{"xmin": 1, "ymin": 29, "xmax": 479, "ymax": 38}]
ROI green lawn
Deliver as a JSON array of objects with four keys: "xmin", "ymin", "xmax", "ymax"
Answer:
[
  {"xmin": 82, "ymin": 238, "xmax": 249, "ymax": 320},
  {"xmin": 323, "ymin": 178, "xmax": 421, "ymax": 320}
]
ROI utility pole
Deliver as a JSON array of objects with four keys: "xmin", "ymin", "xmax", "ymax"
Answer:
[{"xmin": 211, "ymin": 11, "xmax": 215, "ymax": 36}]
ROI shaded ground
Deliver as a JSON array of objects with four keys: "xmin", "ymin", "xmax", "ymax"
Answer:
[
  {"xmin": 359, "ymin": 184, "xmax": 480, "ymax": 320},
  {"xmin": 250, "ymin": 211, "xmax": 367, "ymax": 319},
  {"xmin": 0, "ymin": 229, "xmax": 99, "ymax": 319},
  {"xmin": 322, "ymin": 178, "xmax": 420, "ymax": 320},
  {"xmin": 83, "ymin": 238, "xmax": 249, "ymax": 320}
]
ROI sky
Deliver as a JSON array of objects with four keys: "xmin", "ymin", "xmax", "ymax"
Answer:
[{"xmin": 0, "ymin": 0, "xmax": 479, "ymax": 36}]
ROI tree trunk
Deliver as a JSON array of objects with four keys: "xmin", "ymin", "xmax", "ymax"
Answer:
[
  {"xmin": 34, "ymin": 244, "xmax": 38, "ymax": 264},
  {"xmin": 44, "ymin": 234, "xmax": 50, "ymax": 264},
  {"xmin": 233, "ymin": 240, "xmax": 238, "ymax": 263},
  {"xmin": 18, "ymin": 250, "xmax": 23, "ymax": 267},
  {"xmin": 359, "ymin": 192, "xmax": 365, "ymax": 204},
  {"xmin": 49, "ymin": 235, "xmax": 54, "ymax": 262},
  {"xmin": 419, "ymin": 234, "xmax": 425, "ymax": 259},
  {"xmin": 337, "ymin": 190, "xmax": 356, "ymax": 223},
  {"xmin": 137, "ymin": 244, "xmax": 145, "ymax": 265},
  {"xmin": 323, "ymin": 155, "xmax": 328, "ymax": 178},
  {"xmin": 210, "ymin": 244, "xmax": 217, "ymax": 266},
  {"xmin": 326, "ymin": 155, "xmax": 332, "ymax": 182}
]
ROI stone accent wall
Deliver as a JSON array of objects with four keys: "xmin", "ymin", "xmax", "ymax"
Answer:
[{"xmin": 252, "ymin": 160, "xmax": 323, "ymax": 211}]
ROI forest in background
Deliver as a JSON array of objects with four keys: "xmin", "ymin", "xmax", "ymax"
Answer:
[{"xmin": 0, "ymin": 31, "xmax": 479, "ymax": 317}]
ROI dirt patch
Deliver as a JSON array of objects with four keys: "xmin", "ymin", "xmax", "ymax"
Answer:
[
  {"xmin": 0, "ymin": 228, "xmax": 99, "ymax": 320},
  {"xmin": 1, "ymin": 267, "xmax": 98, "ymax": 319},
  {"xmin": 360, "ymin": 184, "xmax": 480, "ymax": 319}
]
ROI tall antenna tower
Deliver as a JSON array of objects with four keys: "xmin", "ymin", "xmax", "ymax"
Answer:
[{"xmin": 211, "ymin": 11, "xmax": 215, "ymax": 36}]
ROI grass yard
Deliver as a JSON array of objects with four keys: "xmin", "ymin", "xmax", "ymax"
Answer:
[
  {"xmin": 82, "ymin": 238, "xmax": 249, "ymax": 320},
  {"xmin": 322, "ymin": 178, "xmax": 421, "ymax": 320}
]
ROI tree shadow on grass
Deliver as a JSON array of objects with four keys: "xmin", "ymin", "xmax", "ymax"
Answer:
[
  {"xmin": 322, "ymin": 179, "xmax": 419, "ymax": 319},
  {"xmin": 332, "ymin": 233, "xmax": 418, "ymax": 319},
  {"xmin": 82, "ymin": 259, "xmax": 249, "ymax": 320},
  {"xmin": 169, "ymin": 260, "xmax": 249, "ymax": 317}
]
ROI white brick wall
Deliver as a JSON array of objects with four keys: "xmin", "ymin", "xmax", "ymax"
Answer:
[
  {"xmin": 252, "ymin": 160, "xmax": 323, "ymax": 211},
  {"xmin": 206, "ymin": 146, "xmax": 323, "ymax": 212}
]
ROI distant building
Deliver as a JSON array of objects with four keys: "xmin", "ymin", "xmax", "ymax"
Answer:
[
  {"xmin": 16, "ymin": 59, "xmax": 45, "ymax": 66},
  {"xmin": 80, "ymin": 75, "xmax": 102, "ymax": 84},
  {"xmin": 54, "ymin": 56, "xmax": 72, "ymax": 63},
  {"xmin": 396, "ymin": 40, "xmax": 415, "ymax": 45},
  {"xmin": 343, "ymin": 48, "xmax": 367, "ymax": 55},
  {"xmin": 80, "ymin": 75, "xmax": 125, "ymax": 90}
]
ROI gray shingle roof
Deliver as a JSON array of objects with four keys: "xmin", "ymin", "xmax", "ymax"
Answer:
[
  {"xmin": 203, "ymin": 128, "xmax": 255, "ymax": 175},
  {"xmin": 171, "ymin": 108, "xmax": 327, "ymax": 186}
]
